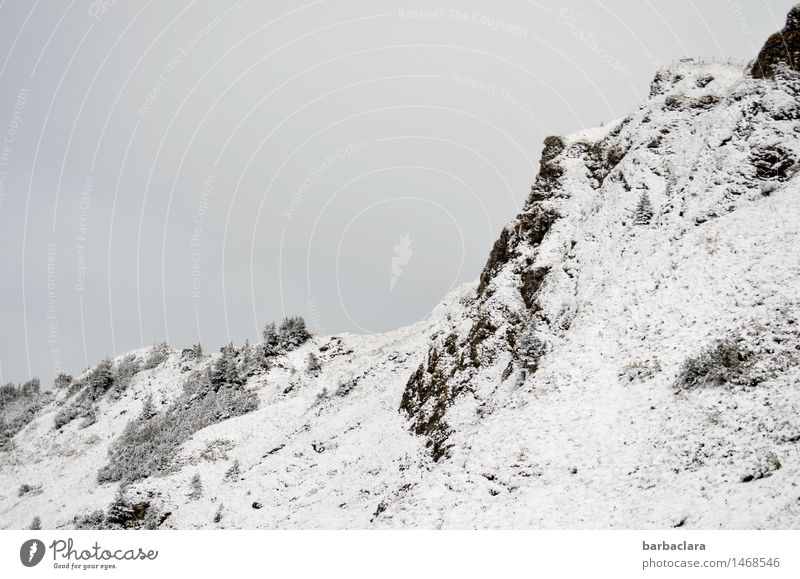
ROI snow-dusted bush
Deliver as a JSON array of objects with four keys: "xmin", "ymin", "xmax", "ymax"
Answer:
[
  {"xmin": 279, "ymin": 316, "xmax": 310, "ymax": 350},
  {"xmin": 306, "ymin": 352, "xmax": 322, "ymax": 375},
  {"xmin": 18, "ymin": 483, "xmax": 42, "ymax": 497},
  {"xmin": 188, "ymin": 473, "xmax": 203, "ymax": 500},
  {"xmin": 29, "ymin": 516, "xmax": 41, "ymax": 530},
  {"xmin": 141, "ymin": 343, "xmax": 169, "ymax": 370},
  {"xmin": 676, "ymin": 339, "xmax": 753, "ymax": 390},
  {"xmin": 73, "ymin": 489, "xmax": 166, "ymax": 530},
  {"xmin": 619, "ymin": 359, "xmax": 662, "ymax": 384},
  {"xmin": 54, "ymin": 359, "xmax": 115, "ymax": 429},
  {"xmin": 53, "ymin": 373, "xmax": 73, "ymax": 390},
  {"xmin": 1, "ymin": 378, "xmax": 44, "ymax": 449},
  {"xmin": 98, "ymin": 366, "xmax": 258, "ymax": 483},
  {"xmin": 111, "ymin": 354, "xmax": 141, "ymax": 398},
  {"xmin": 514, "ymin": 326, "xmax": 547, "ymax": 386},
  {"xmin": 516, "ymin": 327, "xmax": 546, "ymax": 372},
  {"xmin": 72, "ymin": 510, "xmax": 106, "ymax": 530},
  {"xmin": 335, "ymin": 378, "xmax": 357, "ymax": 397},
  {"xmin": 741, "ymin": 451, "xmax": 782, "ymax": 483},
  {"xmin": 224, "ymin": 459, "xmax": 241, "ymax": 482}
]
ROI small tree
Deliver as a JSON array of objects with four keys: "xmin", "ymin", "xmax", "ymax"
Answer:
[
  {"xmin": 306, "ymin": 352, "xmax": 322, "ymax": 375},
  {"xmin": 516, "ymin": 326, "xmax": 546, "ymax": 384},
  {"xmin": 224, "ymin": 459, "xmax": 241, "ymax": 482},
  {"xmin": 106, "ymin": 489, "xmax": 136, "ymax": 527},
  {"xmin": 20, "ymin": 378, "xmax": 41, "ymax": 397},
  {"xmin": 279, "ymin": 317, "xmax": 310, "ymax": 351},
  {"xmin": 29, "ymin": 516, "xmax": 41, "ymax": 530},
  {"xmin": 239, "ymin": 340, "xmax": 257, "ymax": 377},
  {"xmin": 188, "ymin": 473, "xmax": 203, "ymax": 500},
  {"xmin": 192, "ymin": 343, "xmax": 203, "ymax": 357},
  {"xmin": 261, "ymin": 322, "xmax": 280, "ymax": 357},
  {"xmin": 142, "ymin": 344, "xmax": 169, "ymax": 370},
  {"xmin": 208, "ymin": 344, "xmax": 242, "ymax": 387},
  {"xmin": 634, "ymin": 191, "xmax": 654, "ymax": 225},
  {"xmin": 140, "ymin": 393, "xmax": 157, "ymax": 420}
]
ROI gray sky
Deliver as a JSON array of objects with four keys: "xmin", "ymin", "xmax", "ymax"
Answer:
[{"xmin": 0, "ymin": 0, "xmax": 793, "ymax": 388}]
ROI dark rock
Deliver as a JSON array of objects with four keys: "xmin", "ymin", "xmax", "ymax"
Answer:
[{"xmin": 749, "ymin": 5, "xmax": 800, "ymax": 78}]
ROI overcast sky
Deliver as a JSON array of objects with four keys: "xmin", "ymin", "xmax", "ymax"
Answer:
[{"xmin": 0, "ymin": 0, "xmax": 794, "ymax": 387}]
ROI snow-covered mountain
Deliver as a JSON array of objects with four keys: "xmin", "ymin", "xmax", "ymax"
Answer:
[{"xmin": 3, "ymin": 6, "xmax": 800, "ymax": 530}]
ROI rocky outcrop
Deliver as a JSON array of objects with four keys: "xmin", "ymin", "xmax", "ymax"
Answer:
[{"xmin": 750, "ymin": 4, "xmax": 800, "ymax": 78}]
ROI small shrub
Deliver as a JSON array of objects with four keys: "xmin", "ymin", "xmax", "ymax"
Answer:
[
  {"xmin": 54, "ymin": 359, "xmax": 115, "ymax": 429},
  {"xmin": 213, "ymin": 504, "xmax": 223, "ymax": 524},
  {"xmin": 54, "ymin": 373, "xmax": 73, "ymax": 390},
  {"xmin": 741, "ymin": 451, "xmax": 782, "ymax": 482},
  {"xmin": 29, "ymin": 516, "xmax": 41, "ymax": 530},
  {"xmin": 306, "ymin": 352, "xmax": 322, "ymax": 375},
  {"xmin": 1, "ymin": 378, "xmax": 45, "ymax": 446},
  {"xmin": 112, "ymin": 354, "xmax": 141, "ymax": 398},
  {"xmin": 620, "ymin": 359, "xmax": 662, "ymax": 384},
  {"xmin": 72, "ymin": 510, "xmax": 106, "ymax": 530},
  {"xmin": 188, "ymin": 473, "xmax": 203, "ymax": 500},
  {"xmin": 335, "ymin": 378, "xmax": 357, "ymax": 397},
  {"xmin": 18, "ymin": 483, "xmax": 43, "ymax": 497},
  {"xmin": 676, "ymin": 339, "xmax": 753, "ymax": 390},
  {"xmin": 142, "ymin": 343, "xmax": 169, "ymax": 370},
  {"xmin": 224, "ymin": 459, "xmax": 241, "ymax": 482},
  {"xmin": 517, "ymin": 326, "xmax": 546, "ymax": 372},
  {"xmin": 74, "ymin": 489, "xmax": 167, "ymax": 530},
  {"xmin": 314, "ymin": 387, "xmax": 329, "ymax": 405}
]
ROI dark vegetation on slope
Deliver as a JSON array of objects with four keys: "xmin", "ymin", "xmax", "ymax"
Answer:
[
  {"xmin": 54, "ymin": 343, "xmax": 172, "ymax": 430},
  {"xmin": 97, "ymin": 317, "xmax": 309, "ymax": 484},
  {"xmin": 0, "ymin": 378, "xmax": 45, "ymax": 451},
  {"xmin": 73, "ymin": 488, "xmax": 168, "ymax": 530},
  {"xmin": 675, "ymin": 312, "xmax": 800, "ymax": 391}
]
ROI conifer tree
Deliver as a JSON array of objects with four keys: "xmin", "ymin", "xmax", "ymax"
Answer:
[{"xmin": 634, "ymin": 191, "xmax": 654, "ymax": 225}]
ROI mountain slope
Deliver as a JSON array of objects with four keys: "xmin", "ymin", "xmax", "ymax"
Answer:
[{"xmin": 2, "ymin": 9, "xmax": 800, "ymax": 530}]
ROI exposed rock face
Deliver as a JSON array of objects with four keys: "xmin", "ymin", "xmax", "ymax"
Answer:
[{"xmin": 750, "ymin": 4, "xmax": 800, "ymax": 78}]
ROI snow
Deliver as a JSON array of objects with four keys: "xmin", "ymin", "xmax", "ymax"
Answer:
[
  {"xmin": 565, "ymin": 117, "xmax": 624, "ymax": 144},
  {"xmin": 2, "ymin": 58, "xmax": 799, "ymax": 529}
]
